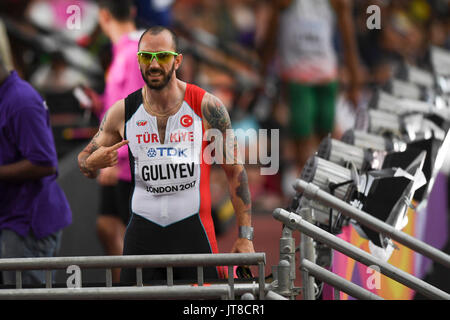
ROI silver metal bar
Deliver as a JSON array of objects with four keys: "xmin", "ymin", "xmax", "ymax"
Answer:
[
  {"xmin": 136, "ymin": 268, "xmax": 143, "ymax": 287},
  {"xmin": 276, "ymin": 260, "xmax": 291, "ymax": 296},
  {"xmin": 0, "ymin": 253, "xmax": 266, "ymax": 270},
  {"xmin": 258, "ymin": 262, "xmax": 265, "ymax": 300},
  {"xmin": 294, "ymin": 180, "xmax": 450, "ymax": 269},
  {"xmin": 166, "ymin": 266, "xmax": 173, "ymax": 286},
  {"xmin": 45, "ymin": 270, "xmax": 52, "ymax": 288},
  {"xmin": 0, "ymin": 285, "xmax": 232, "ymax": 300},
  {"xmin": 299, "ymin": 207, "xmax": 316, "ymax": 300},
  {"xmin": 279, "ymin": 226, "xmax": 296, "ymax": 283},
  {"xmin": 241, "ymin": 293, "xmax": 255, "ymax": 300},
  {"xmin": 228, "ymin": 266, "xmax": 234, "ymax": 300},
  {"xmin": 301, "ymin": 269, "xmax": 314, "ymax": 300},
  {"xmin": 15, "ymin": 271, "xmax": 21, "ymax": 289},
  {"xmin": 0, "ymin": 253, "xmax": 266, "ymax": 300},
  {"xmin": 220, "ymin": 283, "xmax": 268, "ymax": 299},
  {"xmin": 265, "ymin": 290, "xmax": 289, "ymax": 300},
  {"xmin": 105, "ymin": 269, "xmax": 112, "ymax": 287},
  {"xmin": 273, "ymin": 208, "xmax": 450, "ymax": 300},
  {"xmin": 0, "ymin": 283, "xmax": 268, "ymax": 300},
  {"xmin": 300, "ymin": 259, "xmax": 383, "ymax": 300},
  {"xmin": 197, "ymin": 266, "xmax": 204, "ymax": 286}
]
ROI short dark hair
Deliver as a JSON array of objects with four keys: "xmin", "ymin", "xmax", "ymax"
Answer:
[
  {"xmin": 138, "ymin": 26, "xmax": 179, "ymax": 52},
  {"xmin": 97, "ymin": 0, "xmax": 134, "ymax": 21}
]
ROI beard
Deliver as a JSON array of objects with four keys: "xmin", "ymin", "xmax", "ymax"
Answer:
[{"xmin": 140, "ymin": 61, "xmax": 175, "ymax": 91}]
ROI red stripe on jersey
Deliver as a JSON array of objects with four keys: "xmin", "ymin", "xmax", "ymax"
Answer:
[{"xmin": 184, "ymin": 83, "xmax": 205, "ymax": 118}]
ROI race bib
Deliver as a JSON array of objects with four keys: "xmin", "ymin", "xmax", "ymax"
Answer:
[{"xmin": 137, "ymin": 143, "xmax": 199, "ymax": 195}]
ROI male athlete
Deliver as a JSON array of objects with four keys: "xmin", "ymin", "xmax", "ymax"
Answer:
[{"xmin": 78, "ymin": 26, "xmax": 255, "ymax": 283}]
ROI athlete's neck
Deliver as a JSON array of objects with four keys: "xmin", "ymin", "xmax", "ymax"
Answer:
[{"xmin": 145, "ymin": 79, "xmax": 186, "ymax": 116}]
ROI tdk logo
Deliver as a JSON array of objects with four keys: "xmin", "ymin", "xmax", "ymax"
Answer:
[
  {"xmin": 147, "ymin": 148, "xmax": 157, "ymax": 158},
  {"xmin": 147, "ymin": 147, "xmax": 188, "ymax": 158}
]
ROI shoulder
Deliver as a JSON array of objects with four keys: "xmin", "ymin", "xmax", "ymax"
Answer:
[
  {"xmin": 201, "ymin": 91, "xmax": 223, "ymax": 109},
  {"xmin": 187, "ymin": 82, "xmax": 206, "ymax": 95},
  {"xmin": 128, "ymin": 30, "xmax": 145, "ymax": 43},
  {"xmin": 185, "ymin": 83, "xmax": 207, "ymax": 105},
  {"xmin": 180, "ymin": 82, "xmax": 204, "ymax": 117},
  {"xmin": 119, "ymin": 30, "xmax": 143, "ymax": 53},
  {"xmin": 6, "ymin": 80, "xmax": 46, "ymax": 115},
  {"xmin": 98, "ymin": 98, "xmax": 127, "ymax": 136},
  {"xmin": 200, "ymin": 92, "xmax": 231, "ymax": 131},
  {"xmin": 124, "ymin": 87, "xmax": 143, "ymax": 110},
  {"xmin": 108, "ymin": 99, "xmax": 126, "ymax": 116},
  {"xmin": 112, "ymin": 46, "xmax": 139, "ymax": 77},
  {"xmin": 103, "ymin": 98, "xmax": 126, "ymax": 125},
  {"xmin": 112, "ymin": 37, "xmax": 140, "ymax": 71}
]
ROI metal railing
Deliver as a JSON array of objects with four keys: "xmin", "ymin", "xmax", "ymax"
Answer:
[
  {"xmin": 2, "ymin": 178, "xmax": 448, "ymax": 300},
  {"xmin": 0, "ymin": 285, "xmax": 232, "ymax": 300},
  {"xmin": 0, "ymin": 283, "xmax": 286, "ymax": 300},
  {"xmin": 295, "ymin": 179, "xmax": 450, "ymax": 268},
  {"xmin": 0, "ymin": 253, "xmax": 271, "ymax": 300},
  {"xmin": 271, "ymin": 179, "xmax": 450, "ymax": 300},
  {"xmin": 273, "ymin": 208, "xmax": 450, "ymax": 300},
  {"xmin": 300, "ymin": 259, "xmax": 383, "ymax": 300}
]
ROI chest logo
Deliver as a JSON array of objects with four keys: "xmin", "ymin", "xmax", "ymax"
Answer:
[
  {"xmin": 180, "ymin": 115, "xmax": 193, "ymax": 127},
  {"xmin": 136, "ymin": 120, "xmax": 147, "ymax": 127},
  {"xmin": 147, "ymin": 148, "xmax": 157, "ymax": 158},
  {"xmin": 146, "ymin": 147, "xmax": 188, "ymax": 158}
]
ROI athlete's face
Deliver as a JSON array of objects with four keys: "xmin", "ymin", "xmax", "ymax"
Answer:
[{"xmin": 138, "ymin": 31, "xmax": 182, "ymax": 91}]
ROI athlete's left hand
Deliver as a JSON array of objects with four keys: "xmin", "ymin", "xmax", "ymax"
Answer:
[{"xmin": 231, "ymin": 238, "xmax": 255, "ymax": 254}]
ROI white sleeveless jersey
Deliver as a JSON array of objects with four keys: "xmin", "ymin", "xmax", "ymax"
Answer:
[
  {"xmin": 278, "ymin": 0, "xmax": 337, "ymax": 83},
  {"xmin": 124, "ymin": 84, "xmax": 213, "ymax": 228}
]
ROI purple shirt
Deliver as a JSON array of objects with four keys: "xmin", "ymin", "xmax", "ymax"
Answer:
[{"xmin": 0, "ymin": 71, "xmax": 72, "ymax": 239}]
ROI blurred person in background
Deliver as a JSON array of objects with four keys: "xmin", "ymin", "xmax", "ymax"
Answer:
[
  {"xmin": 378, "ymin": 0, "xmax": 428, "ymax": 66},
  {"xmin": 259, "ymin": 0, "xmax": 362, "ymax": 196},
  {"xmin": 419, "ymin": 0, "xmax": 450, "ymax": 51},
  {"xmin": 133, "ymin": 0, "xmax": 174, "ymax": 28},
  {"xmin": 82, "ymin": 0, "xmax": 145, "ymax": 283},
  {"xmin": 355, "ymin": 0, "xmax": 448, "ymax": 88},
  {"xmin": 0, "ymin": 52, "xmax": 72, "ymax": 286},
  {"xmin": 354, "ymin": 0, "xmax": 391, "ymax": 87},
  {"xmin": 2, "ymin": 0, "xmax": 100, "ymax": 81}
]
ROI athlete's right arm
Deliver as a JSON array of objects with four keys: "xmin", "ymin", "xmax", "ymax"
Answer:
[{"xmin": 77, "ymin": 100, "xmax": 128, "ymax": 179}]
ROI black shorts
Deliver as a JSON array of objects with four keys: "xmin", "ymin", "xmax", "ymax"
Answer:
[
  {"xmin": 120, "ymin": 213, "xmax": 219, "ymax": 285},
  {"xmin": 99, "ymin": 180, "xmax": 132, "ymax": 225}
]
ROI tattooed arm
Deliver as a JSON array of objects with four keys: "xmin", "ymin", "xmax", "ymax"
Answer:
[
  {"xmin": 77, "ymin": 100, "xmax": 128, "ymax": 179},
  {"xmin": 201, "ymin": 93, "xmax": 255, "ymax": 254}
]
